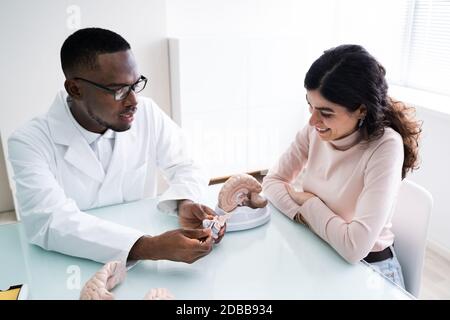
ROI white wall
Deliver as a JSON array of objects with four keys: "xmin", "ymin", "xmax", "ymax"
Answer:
[
  {"xmin": 166, "ymin": 0, "xmax": 338, "ymax": 57},
  {"xmin": 169, "ymin": 37, "xmax": 309, "ymax": 178},
  {"xmin": 165, "ymin": 0, "xmax": 341, "ymax": 179},
  {"xmin": 407, "ymin": 107, "xmax": 450, "ymax": 254},
  {"xmin": 0, "ymin": 136, "xmax": 13, "ymax": 212},
  {"xmin": 0, "ymin": 0, "xmax": 170, "ymax": 212},
  {"xmin": 166, "ymin": 0, "xmax": 408, "ymax": 74}
]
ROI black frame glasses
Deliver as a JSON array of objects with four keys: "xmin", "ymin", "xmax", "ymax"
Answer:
[{"xmin": 73, "ymin": 75, "xmax": 148, "ymax": 101}]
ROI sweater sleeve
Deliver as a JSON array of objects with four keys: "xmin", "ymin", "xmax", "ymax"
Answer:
[
  {"xmin": 262, "ymin": 125, "xmax": 310, "ymax": 219},
  {"xmin": 299, "ymin": 134, "xmax": 404, "ymax": 263}
]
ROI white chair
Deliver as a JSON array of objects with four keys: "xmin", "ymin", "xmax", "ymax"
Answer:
[{"xmin": 390, "ymin": 180, "xmax": 433, "ymax": 297}]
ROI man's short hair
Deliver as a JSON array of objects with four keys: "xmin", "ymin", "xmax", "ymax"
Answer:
[{"xmin": 60, "ymin": 27, "xmax": 130, "ymax": 77}]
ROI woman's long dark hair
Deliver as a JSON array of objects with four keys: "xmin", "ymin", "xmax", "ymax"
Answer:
[{"xmin": 304, "ymin": 44, "xmax": 421, "ymax": 179}]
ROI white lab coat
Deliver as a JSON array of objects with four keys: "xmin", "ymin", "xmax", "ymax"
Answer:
[{"xmin": 8, "ymin": 90, "xmax": 208, "ymax": 264}]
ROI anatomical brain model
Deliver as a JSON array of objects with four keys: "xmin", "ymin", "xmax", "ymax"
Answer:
[
  {"xmin": 80, "ymin": 261, "xmax": 126, "ymax": 300},
  {"xmin": 80, "ymin": 261, "xmax": 174, "ymax": 300},
  {"xmin": 203, "ymin": 174, "xmax": 268, "ymax": 237},
  {"xmin": 218, "ymin": 173, "xmax": 268, "ymax": 212}
]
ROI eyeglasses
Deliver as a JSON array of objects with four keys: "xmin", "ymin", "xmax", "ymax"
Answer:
[{"xmin": 73, "ymin": 75, "xmax": 148, "ymax": 101}]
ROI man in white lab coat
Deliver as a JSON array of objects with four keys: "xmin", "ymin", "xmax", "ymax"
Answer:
[{"xmin": 7, "ymin": 28, "xmax": 224, "ymax": 265}]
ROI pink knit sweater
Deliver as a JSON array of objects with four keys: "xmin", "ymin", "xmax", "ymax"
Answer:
[{"xmin": 262, "ymin": 125, "xmax": 404, "ymax": 263}]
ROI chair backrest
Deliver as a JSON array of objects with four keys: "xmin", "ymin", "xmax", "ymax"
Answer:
[{"xmin": 390, "ymin": 180, "xmax": 433, "ymax": 297}]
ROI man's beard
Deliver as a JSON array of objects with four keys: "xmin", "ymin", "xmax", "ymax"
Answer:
[{"xmin": 86, "ymin": 105, "xmax": 131, "ymax": 132}]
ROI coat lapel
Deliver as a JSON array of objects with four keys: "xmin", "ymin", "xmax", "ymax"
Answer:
[
  {"xmin": 64, "ymin": 136, "xmax": 105, "ymax": 182},
  {"xmin": 47, "ymin": 91, "xmax": 105, "ymax": 182}
]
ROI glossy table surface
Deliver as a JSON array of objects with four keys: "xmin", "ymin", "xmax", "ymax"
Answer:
[{"xmin": 0, "ymin": 184, "xmax": 412, "ymax": 299}]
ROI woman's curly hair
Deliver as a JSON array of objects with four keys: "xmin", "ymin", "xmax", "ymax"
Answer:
[{"xmin": 304, "ymin": 44, "xmax": 421, "ymax": 179}]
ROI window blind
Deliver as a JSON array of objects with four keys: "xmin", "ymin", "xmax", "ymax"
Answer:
[{"xmin": 405, "ymin": 0, "xmax": 450, "ymax": 96}]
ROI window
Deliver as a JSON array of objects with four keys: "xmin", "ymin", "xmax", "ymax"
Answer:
[
  {"xmin": 333, "ymin": 0, "xmax": 450, "ymax": 97},
  {"xmin": 401, "ymin": 0, "xmax": 450, "ymax": 96}
]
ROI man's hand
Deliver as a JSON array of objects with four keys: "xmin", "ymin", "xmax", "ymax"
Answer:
[
  {"xmin": 128, "ymin": 228, "xmax": 214, "ymax": 263},
  {"xmin": 177, "ymin": 199, "xmax": 226, "ymax": 243},
  {"xmin": 285, "ymin": 184, "xmax": 316, "ymax": 206}
]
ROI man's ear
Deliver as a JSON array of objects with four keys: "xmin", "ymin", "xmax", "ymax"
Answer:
[{"xmin": 64, "ymin": 79, "xmax": 82, "ymax": 100}]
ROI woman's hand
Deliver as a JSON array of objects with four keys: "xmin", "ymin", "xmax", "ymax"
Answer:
[{"xmin": 285, "ymin": 184, "xmax": 316, "ymax": 206}]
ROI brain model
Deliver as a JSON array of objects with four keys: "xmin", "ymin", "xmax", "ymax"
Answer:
[
  {"xmin": 143, "ymin": 288, "xmax": 175, "ymax": 300},
  {"xmin": 80, "ymin": 261, "xmax": 174, "ymax": 300},
  {"xmin": 218, "ymin": 173, "xmax": 268, "ymax": 212},
  {"xmin": 202, "ymin": 213, "xmax": 230, "ymax": 239},
  {"xmin": 80, "ymin": 261, "xmax": 126, "ymax": 300}
]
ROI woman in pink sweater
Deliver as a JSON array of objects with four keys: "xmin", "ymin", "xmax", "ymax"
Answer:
[{"xmin": 262, "ymin": 45, "xmax": 421, "ymax": 288}]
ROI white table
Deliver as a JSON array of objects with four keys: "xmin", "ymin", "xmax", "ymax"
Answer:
[{"xmin": 0, "ymin": 184, "xmax": 412, "ymax": 299}]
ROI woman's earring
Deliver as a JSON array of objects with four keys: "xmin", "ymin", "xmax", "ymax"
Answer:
[{"xmin": 358, "ymin": 117, "xmax": 365, "ymax": 128}]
